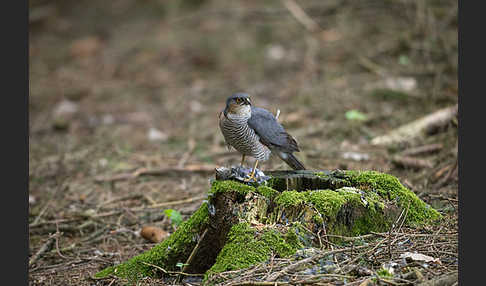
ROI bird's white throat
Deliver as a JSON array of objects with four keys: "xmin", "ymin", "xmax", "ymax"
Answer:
[{"xmin": 227, "ymin": 105, "xmax": 251, "ymax": 121}]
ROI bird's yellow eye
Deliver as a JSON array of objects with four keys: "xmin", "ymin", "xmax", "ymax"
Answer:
[{"xmin": 235, "ymin": 98, "xmax": 242, "ymax": 104}]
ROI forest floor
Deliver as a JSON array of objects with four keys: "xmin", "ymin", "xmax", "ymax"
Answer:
[{"xmin": 29, "ymin": 0, "xmax": 458, "ymax": 285}]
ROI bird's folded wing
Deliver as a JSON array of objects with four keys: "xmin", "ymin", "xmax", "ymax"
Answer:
[{"xmin": 248, "ymin": 107, "xmax": 300, "ymax": 152}]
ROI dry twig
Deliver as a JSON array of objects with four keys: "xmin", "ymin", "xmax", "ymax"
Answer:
[
  {"xmin": 371, "ymin": 105, "xmax": 458, "ymax": 146},
  {"xmin": 392, "ymin": 155, "xmax": 434, "ymax": 169},
  {"xmin": 282, "ymin": 0, "xmax": 321, "ymax": 33},
  {"xmin": 181, "ymin": 228, "xmax": 208, "ymax": 274},
  {"xmin": 265, "ymin": 245, "xmax": 369, "ymax": 281},
  {"xmin": 141, "ymin": 262, "xmax": 204, "ymax": 277},
  {"xmin": 29, "ymin": 232, "xmax": 60, "ymax": 267},
  {"xmin": 416, "ymin": 271, "xmax": 458, "ymax": 286},
  {"xmin": 94, "ymin": 166, "xmax": 217, "ymax": 183},
  {"xmin": 434, "ymin": 158, "xmax": 458, "ymax": 188},
  {"xmin": 400, "ymin": 144, "xmax": 443, "ymax": 156}
]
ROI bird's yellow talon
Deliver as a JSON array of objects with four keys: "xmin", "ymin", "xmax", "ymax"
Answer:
[{"xmin": 243, "ymin": 174, "xmax": 255, "ymax": 182}]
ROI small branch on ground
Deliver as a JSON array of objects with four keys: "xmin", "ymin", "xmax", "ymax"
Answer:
[
  {"xmin": 29, "ymin": 232, "xmax": 60, "ymax": 267},
  {"xmin": 371, "ymin": 105, "xmax": 457, "ymax": 146},
  {"xmin": 434, "ymin": 158, "xmax": 458, "ymax": 188},
  {"xmin": 282, "ymin": 0, "xmax": 321, "ymax": 33},
  {"xmin": 416, "ymin": 271, "xmax": 458, "ymax": 286},
  {"xmin": 182, "ymin": 228, "xmax": 208, "ymax": 274},
  {"xmin": 94, "ymin": 166, "xmax": 217, "ymax": 183},
  {"xmin": 265, "ymin": 245, "xmax": 369, "ymax": 281},
  {"xmin": 177, "ymin": 137, "xmax": 196, "ymax": 168},
  {"xmin": 358, "ymin": 56, "xmax": 387, "ymax": 77},
  {"xmin": 391, "ymin": 155, "xmax": 434, "ymax": 169},
  {"xmin": 96, "ymin": 194, "xmax": 144, "ymax": 209},
  {"xmin": 127, "ymin": 195, "xmax": 207, "ymax": 212},
  {"xmin": 400, "ymin": 143, "xmax": 443, "ymax": 156},
  {"xmin": 141, "ymin": 262, "xmax": 204, "ymax": 277}
]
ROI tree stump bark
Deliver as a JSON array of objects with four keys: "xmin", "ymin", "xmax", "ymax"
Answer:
[{"xmin": 95, "ymin": 168, "xmax": 441, "ymax": 282}]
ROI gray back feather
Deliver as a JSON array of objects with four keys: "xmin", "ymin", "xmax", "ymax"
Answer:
[{"xmin": 248, "ymin": 107, "xmax": 300, "ymax": 152}]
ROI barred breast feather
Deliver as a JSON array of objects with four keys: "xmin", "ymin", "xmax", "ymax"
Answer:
[{"xmin": 219, "ymin": 114, "xmax": 271, "ymax": 161}]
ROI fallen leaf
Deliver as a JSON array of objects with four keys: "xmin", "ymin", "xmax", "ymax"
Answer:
[
  {"xmin": 342, "ymin": 151, "xmax": 370, "ymax": 161},
  {"xmin": 400, "ymin": 252, "xmax": 441, "ymax": 264},
  {"xmin": 70, "ymin": 36, "xmax": 103, "ymax": 58},
  {"xmin": 345, "ymin": 110, "xmax": 368, "ymax": 121},
  {"xmin": 189, "ymin": 100, "xmax": 204, "ymax": 113},
  {"xmin": 321, "ymin": 28, "xmax": 341, "ymax": 42},
  {"xmin": 266, "ymin": 44, "xmax": 286, "ymax": 61},
  {"xmin": 283, "ymin": 112, "xmax": 305, "ymax": 124},
  {"xmin": 53, "ymin": 100, "xmax": 78, "ymax": 117},
  {"xmin": 385, "ymin": 77, "xmax": 417, "ymax": 92},
  {"xmin": 140, "ymin": 226, "xmax": 168, "ymax": 243},
  {"xmin": 359, "ymin": 278, "xmax": 373, "ymax": 286},
  {"xmin": 148, "ymin": 127, "xmax": 169, "ymax": 142},
  {"xmin": 52, "ymin": 100, "xmax": 79, "ymax": 130}
]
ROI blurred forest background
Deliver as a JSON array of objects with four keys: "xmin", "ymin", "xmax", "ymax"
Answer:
[{"xmin": 29, "ymin": 0, "xmax": 458, "ymax": 285}]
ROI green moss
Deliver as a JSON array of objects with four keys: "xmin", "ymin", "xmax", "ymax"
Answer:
[
  {"xmin": 339, "ymin": 187, "xmax": 384, "ymax": 212},
  {"xmin": 275, "ymin": 190, "xmax": 308, "ymax": 208},
  {"xmin": 307, "ymin": 189, "xmax": 370, "ymax": 236},
  {"xmin": 354, "ymin": 215, "xmax": 389, "ymax": 235},
  {"xmin": 206, "ymin": 222, "xmax": 303, "ymax": 277},
  {"xmin": 313, "ymin": 170, "xmax": 439, "ymax": 227},
  {"xmin": 94, "ymin": 203, "xmax": 210, "ymax": 280},
  {"xmin": 315, "ymin": 171, "xmax": 328, "ymax": 178},
  {"xmin": 94, "ymin": 265, "xmax": 117, "ymax": 280},
  {"xmin": 256, "ymin": 185, "xmax": 279, "ymax": 199},
  {"xmin": 291, "ymin": 186, "xmax": 397, "ymax": 237},
  {"xmin": 308, "ymin": 189, "xmax": 347, "ymax": 218},
  {"xmin": 312, "ymin": 214, "xmax": 324, "ymax": 225},
  {"xmin": 207, "ymin": 223, "xmax": 265, "ymax": 274},
  {"xmin": 346, "ymin": 170, "xmax": 442, "ymax": 225},
  {"xmin": 314, "ymin": 170, "xmax": 352, "ymax": 189},
  {"xmin": 245, "ymin": 183, "xmax": 389, "ymax": 249},
  {"xmin": 377, "ymin": 268, "xmax": 394, "ymax": 278},
  {"xmin": 265, "ymin": 177, "xmax": 280, "ymax": 189},
  {"xmin": 262, "ymin": 229, "xmax": 300, "ymax": 258},
  {"xmin": 283, "ymin": 225, "xmax": 306, "ymax": 252},
  {"xmin": 209, "ymin": 180, "xmax": 255, "ymax": 196},
  {"xmin": 269, "ymin": 172, "xmax": 439, "ymax": 237}
]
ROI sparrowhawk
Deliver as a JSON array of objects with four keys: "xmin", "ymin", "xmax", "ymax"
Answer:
[{"xmin": 219, "ymin": 93, "xmax": 305, "ymax": 182}]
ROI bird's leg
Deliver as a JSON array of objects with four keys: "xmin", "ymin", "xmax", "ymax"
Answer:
[
  {"xmin": 244, "ymin": 160, "xmax": 259, "ymax": 182},
  {"xmin": 240, "ymin": 154, "xmax": 246, "ymax": 167}
]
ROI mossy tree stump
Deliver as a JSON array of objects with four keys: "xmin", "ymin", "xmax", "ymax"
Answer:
[{"xmin": 95, "ymin": 168, "xmax": 441, "ymax": 282}]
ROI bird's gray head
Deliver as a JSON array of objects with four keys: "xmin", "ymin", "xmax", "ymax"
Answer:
[{"xmin": 224, "ymin": 93, "xmax": 252, "ymax": 118}]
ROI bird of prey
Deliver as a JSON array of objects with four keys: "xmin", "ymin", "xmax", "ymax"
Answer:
[{"xmin": 219, "ymin": 93, "xmax": 305, "ymax": 182}]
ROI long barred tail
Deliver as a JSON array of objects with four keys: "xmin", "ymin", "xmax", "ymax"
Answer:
[{"xmin": 278, "ymin": 152, "xmax": 306, "ymax": 170}]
